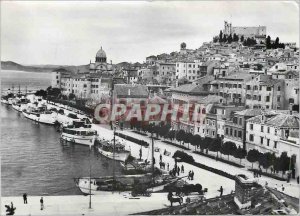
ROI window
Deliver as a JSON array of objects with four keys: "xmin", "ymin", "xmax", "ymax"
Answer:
[
  {"xmin": 238, "ymin": 84, "xmax": 242, "ymax": 88},
  {"xmin": 277, "ymin": 86, "xmax": 281, "ymax": 91},
  {"xmin": 277, "ymin": 96, "xmax": 280, "ymax": 102},
  {"xmin": 261, "ymin": 126, "xmax": 264, "ymax": 132},
  {"xmin": 225, "ymin": 128, "xmax": 229, "ymax": 135},
  {"xmin": 266, "ymin": 96, "xmax": 270, "ymax": 102},
  {"xmin": 259, "ymin": 86, "xmax": 262, "ymax": 90},
  {"xmin": 258, "ymin": 95, "xmax": 261, "ymax": 101},
  {"xmin": 249, "ymin": 134, "xmax": 254, "ymax": 141},
  {"xmin": 275, "ymin": 129, "xmax": 277, "ymax": 135},
  {"xmin": 267, "ymin": 127, "xmax": 270, "ymax": 133},
  {"xmin": 274, "ymin": 141, "xmax": 277, "ymax": 148},
  {"xmin": 247, "ymin": 85, "xmax": 251, "ymax": 90},
  {"xmin": 250, "ymin": 124, "xmax": 253, "ymax": 130},
  {"xmin": 239, "ymin": 118, "xmax": 242, "ymax": 125},
  {"xmin": 234, "ymin": 130, "xmax": 237, "ymax": 137},
  {"xmin": 267, "ymin": 87, "xmax": 271, "ymax": 91},
  {"xmin": 238, "ymin": 131, "xmax": 242, "ymax": 138},
  {"xmin": 230, "ymin": 128, "xmax": 233, "ymax": 136},
  {"xmin": 267, "ymin": 139, "xmax": 270, "ymax": 146},
  {"xmin": 289, "ymin": 98, "xmax": 294, "ymax": 104},
  {"xmin": 260, "ymin": 137, "xmax": 263, "ymax": 144}
]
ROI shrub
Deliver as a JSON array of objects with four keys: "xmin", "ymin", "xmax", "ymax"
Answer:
[{"xmin": 172, "ymin": 150, "xmax": 194, "ymax": 163}]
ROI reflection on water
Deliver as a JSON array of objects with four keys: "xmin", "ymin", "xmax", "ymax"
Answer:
[{"xmin": 1, "ymin": 105, "xmax": 122, "ymax": 196}]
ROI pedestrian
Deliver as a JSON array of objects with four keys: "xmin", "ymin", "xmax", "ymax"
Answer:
[
  {"xmin": 177, "ymin": 167, "xmax": 180, "ymax": 176},
  {"xmin": 253, "ymin": 171, "xmax": 256, "ymax": 178},
  {"xmin": 160, "ymin": 154, "xmax": 162, "ymax": 162},
  {"xmin": 191, "ymin": 171, "xmax": 194, "ymax": 180},
  {"xmin": 40, "ymin": 197, "xmax": 44, "ymax": 210},
  {"xmin": 167, "ymin": 163, "xmax": 169, "ymax": 171},
  {"xmin": 153, "ymin": 157, "xmax": 155, "ymax": 165},
  {"xmin": 23, "ymin": 193, "xmax": 27, "ymax": 204},
  {"xmin": 259, "ymin": 168, "xmax": 262, "ymax": 177},
  {"xmin": 297, "ymin": 176, "xmax": 299, "ymax": 184},
  {"xmin": 188, "ymin": 171, "xmax": 191, "ymax": 180},
  {"xmin": 139, "ymin": 148, "xmax": 142, "ymax": 160},
  {"xmin": 271, "ymin": 167, "xmax": 274, "ymax": 174},
  {"xmin": 164, "ymin": 149, "xmax": 167, "ymax": 155},
  {"xmin": 282, "ymin": 185, "xmax": 285, "ymax": 191},
  {"xmin": 181, "ymin": 165, "xmax": 184, "ymax": 173},
  {"xmin": 219, "ymin": 186, "xmax": 223, "ymax": 197}
]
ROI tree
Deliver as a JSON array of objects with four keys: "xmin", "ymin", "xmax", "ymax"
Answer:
[
  {"xmin": 221, "ymin": 141, "xmax": 237, "ymax": 160},
  {"xmin": 219, "ymin": 30, "xmax": 223, "ymax": 42},
  {"xmin": 68, "ymin": 93, "xmax": 76, "ymax": 100},
  {"xmin": 167, "ymin": 130, "xmax": 175, "ymax": 141},
  {"xmin": 184, "ymin": 132, "xmax": 193, "ymax": 149},
  {"xmin": 247, "ymin": 149, "xmax": 260, "ymax": 168},
  {"xmin": 223, "ymin": 35, "xmax": 227, "ymax": 43},
  {"xmin": 47, "ymin": 87, "xmax": 61, "ymax": 98},
  {"xmin": 208, "ymin": 138, "xmax": 222, "ymax": 158},
  {"xmin": 274, "ymin": 37, "xmax": 280, "ymax": 49},
  {"xmin": 233, "ymin": 33, "xmax": 239, "ymax": 42},
  {"xmin": 234, "ymin": 146, "xmax": 247, "ymax": 165},
  {"xmin": 35, "ymin": 89, "xmax": 47, "ymax": 99},
  {"xmin": 227, "ymin": 34, "xmax": 233, "ymax": 43},
  {"xmin": 259, "ymin": 152, "xmax": 273, "ymax": 172},
  {"xmin": 176, "ymin": 130, "xmax": 186, "ymax": 145},
  {"xmin": 266, "ymin": 35, "xmax": 271, "ymax": 49},
  {"xmin": 240, "ymin": 35, "xmax": 244, "ymax": 42},
  {"xmin": 279, "ymin": 152, "xmax": 290, "ymax": 176},
  {"xmin": 191, "ymin": 134, "xmax": 201, "ymax": 151}
]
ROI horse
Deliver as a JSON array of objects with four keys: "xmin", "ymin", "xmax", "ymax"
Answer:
[{"xmin": 168, "ymin": 196, "xmax": 183, "ymax": 207}]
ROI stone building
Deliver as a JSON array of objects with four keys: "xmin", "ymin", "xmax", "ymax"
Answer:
[{"xmin": 223, "ymin": 21, "xmax": 266, "ymax": 43}]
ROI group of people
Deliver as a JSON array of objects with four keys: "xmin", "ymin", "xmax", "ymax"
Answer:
[
  {"xmin": 22, "ymin": 194, "xmax": 44, "ymax": 210},
  {"xmin": 253, "ymin": 168, "xmax": 262, "ymax": 178},
  {"xmin": 188, "ymin": 170, "xmax": 194, "ymax": 180},
  {"xmin": 169, "ymin": 164, "xmax": 185, "ymax": 177}
]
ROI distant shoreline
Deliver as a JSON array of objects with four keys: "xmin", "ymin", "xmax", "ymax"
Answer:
[{"xmin": 1, "ymin": 69, "xmax": 52, "ymax": 73}]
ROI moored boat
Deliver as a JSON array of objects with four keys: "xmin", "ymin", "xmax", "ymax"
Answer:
[
  {"xmin": 60, "ymin": 120, "xmax": 97, "ymax": 146},
  {"xmin": 22, "ymin": 106, "xmax": 57, "ymax": 125},
  {"xmin": 96, "ymin": 139, "xmax": 130, "ymax": 162}
]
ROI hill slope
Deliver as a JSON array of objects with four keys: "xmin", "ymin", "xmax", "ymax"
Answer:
[{"xmin": 1, "ymin": 61, "xmax": 89, "ymax": 73}]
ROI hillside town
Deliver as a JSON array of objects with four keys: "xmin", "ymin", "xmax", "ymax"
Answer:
[{"xmin": 2, "ymin": 19, "xmax": 299, "ymax": 215}]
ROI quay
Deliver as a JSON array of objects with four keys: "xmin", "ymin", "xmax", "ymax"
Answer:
[{"xmin": 1, "ymin": 192, "xmax": 169, "ymax": 215}]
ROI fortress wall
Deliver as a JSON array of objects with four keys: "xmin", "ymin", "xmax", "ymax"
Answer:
[{"xmin": 232, "ymin": 26, "xmax": 266, "ymax": 37}]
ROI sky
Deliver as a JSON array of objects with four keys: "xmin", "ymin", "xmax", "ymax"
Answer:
[{"xmin": 1, "ymin": 1, "xmax": 299, "ymax": 65}]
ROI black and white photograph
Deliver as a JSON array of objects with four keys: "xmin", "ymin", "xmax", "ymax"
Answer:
[{"xmin": 1, "ymin": 1, "xmax": 299, "ymax": 215}]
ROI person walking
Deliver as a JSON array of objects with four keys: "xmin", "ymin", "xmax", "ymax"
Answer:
[
  {"xmin": 219, "ymin": 186, "xmax": 223, "ymax": 197},
  {"xmin": 160, "ymin": 154, "xmax": 162, "ymax": 162},
  {"xmin": 188, "ymin": 171, "xmax": 191, "ymax": 180},
  {"xmin": 40, "ymin": 197, "xmax": 44, "ymax": 210},
  {"xmin": 297, "ymin": 176, "xmax": 299, "ymax": 184},
  {"xmin": 191, "ymin": 170, "xmax": 194, "ymax": 180},
  {"xmin": 181, "ymin": 165, "xmax": 184, "ymax": 173},
  {"xmin": 23, "ymin": 193, "xmax": 27, "ymax": 204},
  {"xmin": 177, "ymin": 167, "xmax": 180, "ymax": 176},
  {"xmin": 139, "ymin": 148, "xmax": 142, "ymax": 160},
  {"xmin": 167, "ymin": 163, "xmax": 169, "ymax": 171}
]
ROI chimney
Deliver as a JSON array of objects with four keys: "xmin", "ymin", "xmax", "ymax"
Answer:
[{"xmin": 128, "ymin": 89, "xmax": 131, "ymax": 96}]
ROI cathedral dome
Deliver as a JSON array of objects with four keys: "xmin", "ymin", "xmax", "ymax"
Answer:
[
  {"xmin": 96, "ymin": 47, "xmax": 106, "ymax": 58},
  {"xmin": 95, "ymin": 46, "xmax": 107, "ymax": 63}
]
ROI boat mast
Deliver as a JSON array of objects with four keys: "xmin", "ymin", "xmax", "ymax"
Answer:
[
  {"xmin": 151, "ymin": 132, "xmax": 154, "ymax": 184},
  {"xmin": 89, "ymin": 145, "xmax": 92, "ymax": 209},
  {"xmin": 113, "ymin": 126, "xmax": 116, "ymax": 190}
]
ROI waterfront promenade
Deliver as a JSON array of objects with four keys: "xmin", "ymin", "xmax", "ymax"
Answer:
[
  {"xmin": 92, "ymin": 124, "xmax": 300, "ymax": 199},
  {"xmin": 1, "ymin": 192, "xmax": 168, "ymax": 215}
]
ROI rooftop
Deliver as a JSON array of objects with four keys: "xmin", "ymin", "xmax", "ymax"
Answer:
[{"xmin": 114, "ymin": 84, "xmax": 149, "ymax": 98}]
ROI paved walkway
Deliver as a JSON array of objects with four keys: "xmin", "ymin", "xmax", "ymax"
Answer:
[
  {"xmin": 92, "ymin": 125, "xmax": 300, "ymax": 199},
  {"xmin": 1, "ymin": 192, "xmax": 168, "ymax": 216}
]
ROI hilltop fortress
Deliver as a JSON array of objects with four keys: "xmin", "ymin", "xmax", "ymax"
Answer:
[{"xmin": 223, "ymin": 21, "xmax": 266, "ymax": 42}]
